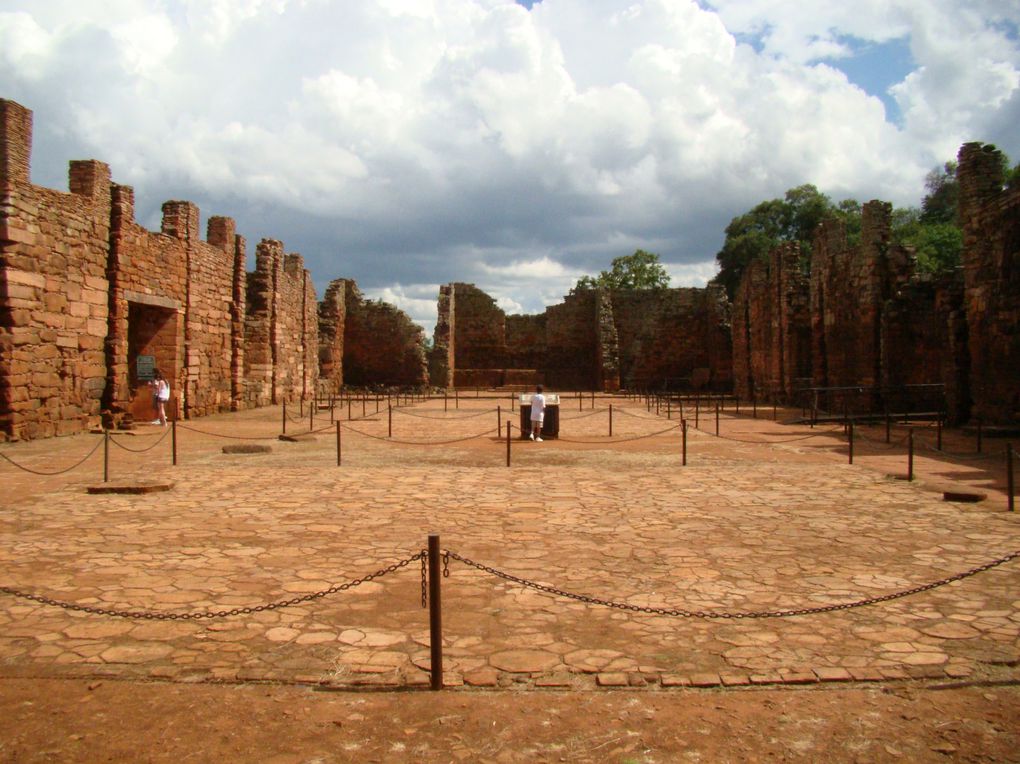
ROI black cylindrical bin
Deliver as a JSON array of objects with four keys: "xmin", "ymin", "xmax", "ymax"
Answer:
[{"xmin": 519, "ymin": 393, "xmax": 559, "ymax": 439}]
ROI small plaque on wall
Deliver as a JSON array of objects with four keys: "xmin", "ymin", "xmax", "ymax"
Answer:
[{"xmin": 136, "ymin": 355, "xmax": 156, "ymax": 381}]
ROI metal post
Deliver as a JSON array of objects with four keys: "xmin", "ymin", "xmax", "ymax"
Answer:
[
  {"xmin": 695, "ymin": 397, "xmax": 700, "ymax": 428},
  {"xmin": 428, "ymin": 534, "xmax": 443, "ymax": 691},
  {"xmin": 908, "ymin": 430, "xmax": 914, "ymax": 481},
  {"xmin": 977, "ymin": 418, "xmax": 983, "ymax": 454},
  {"xmin": 497, "ymin": 405, "xmax": 502, "ymax": 438},
  {"xmin": 609, "ymin": 404, "xmax": 613, "ymax": 437},
  {"xmin": 172, "ymin": 419, "xmax": 177, "ymax": 466},
  {"xmin": 655, "ymin": 396, "xmax": 660, "ymax": 416},
  {"xmin": 362, "ymin": 394, "xmax": 366, "ymax": 418},
  {"xmin": 735, "ymin": 396, "xmax": 740, "ymax": 416},
  {"xmin": 336, "ymin": 422, "xmax": 342, "ymax": 467},
  {"xmin": 309, "ymin": 400, "xmax": 314, "ymax": 432},
  {"xmin": 848, "ymin": 420, "xmax": 854, "ymax": 464},
  {"xmin": 347, "ymin": 397, "xmax": 352, "ymax": 420},
  {"xmin": 103, "ymin": 429, "xmax": 109, "ymax": 483},
  {"xmin": 667, "ymin": 398, "xmax": 671, "ymax": 420},
  {"xmin": 506, "ymin": 420, "xmax": 511, "ymax": 467},
  {"xmin": 885, "ymin": 413, "xmax": 891, "ymax": 444},
  {"xmin": 444, "ymin": 391, "xmax": 448, "ymax": 412},
  {"xmin": 1007, "ymin": 443, "xmax": 1014, "ymax": 512},
  {"xmin": 715, "ymin": 399, "xmax": 720, "ymax": 436},
  {"xmin": 330, "ymin": 396, "xmax": 334, "ymax": 425},
  {"xmin": 455, "ymin": 389, "xmax": 459, "ymax": 409},
  {"xmin": 511, "ymin": 394, "xmax": 515, "ymax": 412},
  {"xmin": 682, "ymin": 420, "xmax": 687, "ymax": 466},
  {"xmin": 282, "ymin": 400, "xmax": 287, "ymax": 434},
  {"xmin": 388, "ymin": 405, "xmax": 392, "ymax": 438},
  {"xmin": 591, "ymin": 390, "xmax": 595, "ymax": 409},
  {"xmin": 579, "ymin": 393, "xmax": 582, "ymax": 412}
]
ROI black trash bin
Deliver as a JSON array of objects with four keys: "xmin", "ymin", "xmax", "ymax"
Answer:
[{"xmin": 519, "ymin": 393, "xmax": 559, "ymax": 439}]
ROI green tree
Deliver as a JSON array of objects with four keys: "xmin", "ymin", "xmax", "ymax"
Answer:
[
  {"xmin": 891, "ymin": 206, "xmax": 963, "ymax": 274},
  {"xmin": 713, "ymin": 184, "xmax": 842, "ymax": 298},
  {"xmin": 920, "ymin": 161, "xmax": 958, "ymax": 225},
  {"xmin": 573, "ymin": 250, "xmax": 671, "ymax": 292}
]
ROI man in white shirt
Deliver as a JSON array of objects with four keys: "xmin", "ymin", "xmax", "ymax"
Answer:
[{"xmin": 529, "ymin": 385, "xmax": 546, "ymax": 441}]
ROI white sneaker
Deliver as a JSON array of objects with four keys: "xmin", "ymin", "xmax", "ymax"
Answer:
[
  {"xmin": 151, "ymin": 420, "xmax": 161, "ymax": 425},
  {"xmin": 536, "ymin": 437, "xmax": 543, "ymax": 442},
  {"xmin": 529, "ymin": 433, "xmax": 535, "ymax": 440}
]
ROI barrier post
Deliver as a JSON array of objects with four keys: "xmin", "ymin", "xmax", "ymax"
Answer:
[
  {"xmin": 695, "ymin": 397, "xmax": 700, "ymax": 429},
  {"xmin": 506, "ymin": 421, "xmax": 511, "ymax": 467},
  {"xmin": 362, "ymin": 394, "xmax": 366, "ymax": 418},
  {"xmin": 428, "ymin": 534, "xmax": 443, "ymax": 691},
  {"xmin": 282, "ymin": 400, "xmax": 287, "ymax": 434},
  {"xmin": 977, "ymin": 418, "xmax": 983, "ymax": 454},
  {"xmin": 848, "ymin": 420, "xmax": 854, "ymax": 464},
  {"xmin": 1007, "ymin": 443, "xmax": 1014, "ymax": 512},
  {"xmin": 579, "ymin": 393, "xmax": 583, "ymax": 412},
  {"xmin": 497, "ymin": 405, "xmax": 502, "ymax": 438},
  {"xmin": 655, "ymin": 396, "xmax": 660, "ymax": 416},
  {"xmin": 885, "ymin": 412, "xmax": 891, "ymax": 444},
  {"xmin": 735, "ymin": 396, "xmax": 740, "ymax": 416},
  {"xmin": 388, "ymin": 405, "xmax": 392, "ymax": 438},
  {"xmin": 591, "ymin": 390, "xmax": 595, "ymax": 409},
  {"xmin": 682, "ymin": 420, "xmax": 687, "ymax": 466},
  {"xmin": 667, "ymin": 398, "xmax": 671, "ymax": 420},
  {"xmin": 455, "ymin": 389, "xmax": 459, "ymax": 410},
  {"xmin": 329, "ymin": 396, "xmax": 334, "ymax": 425},
  {"xmin": 103, "ymin": 429, "xmax": 110, "ymax": 482},
  {"xmin": 336, "ymin": 422, "xmax": 342, "ymax": 467},
  {"xmin": 444, "ymin": 391, "xmax": 448, "ymax": 412},
  {"xmin": 511, "ymin": 394, "xmax": 515, "ymax": 412},
  {"xmin": 715, "ymin": 398, "xmax": 720, "ymax": 436},
  {"xmin": 908, "ymin": 430, "xmax": 914, "ymax": 481},
  {"xmin": 347, "ymin": 397, "xmax": 352, "ymax": 420},
  {"xmin": 172, "ymin": 419, "xmax": 177, "ymax": 466},
  {"xmin": 609, "ymin": 404, "xmax": 613, "ymax": 437},
  {"xmin": 309, "ymin": 400, "xmax": 314, "ymax": 432}
]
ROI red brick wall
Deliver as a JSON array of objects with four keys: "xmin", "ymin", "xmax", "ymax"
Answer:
[
  {"xmin": 958, "ymin": 142, "xmax": 1020, "ymax": 425},
  {"xmin": 1, "ymin": 101, "xmax": 112, "ymax": 439},
  {"xmin": 341, "ymin": 280, "xmax": 427, "ymax": 387}
]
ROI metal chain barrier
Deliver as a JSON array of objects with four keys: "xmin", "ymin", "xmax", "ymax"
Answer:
[
  {"xmin": 0, "ymin": 438, "xmax": 105, "ymax": 476},
  {"xmin": 394, "ymin": 407, "xmax": 498, "ymax": 420},
  {"xmin": 854, "ymin": 427, "xmax": 914, "ymax": 449},
  {"xmin": 0, "ymin": 552, "xmax": 425, "ymax": 620},
  {"xmin": 444, "ymin": 548, "xmax": 1020, "ymax": 619},
  {"xmin": 108, "ymin": 427, "xmax": 172, "ymax": 453},
  {"xmin": 557, "ymin": 408, "xmax": 607, "ymax": 421},
  {"xmin": 693, "ymin": 424, "xmax": 844, "ymax": 445},
  {"xmin": 558, "ymin": 423, "xmax": 681, "ymax": 444},
  {"xmin": 340, "ymin": 422, "xmax": 499, "ymax": 446},
  {"xmin": 175, "ymin": 423, "xmax": 282, "ymax": 441}
]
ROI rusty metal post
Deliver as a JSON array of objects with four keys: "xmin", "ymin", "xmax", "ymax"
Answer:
[
  {"xmin": 336, "ymin": 422, "xmax": 342, "ymax": 467},
  {"xmin": 347, "ymin": 397, "xmax": 352, "ymax": 420},
  {"xmin": 103, "ymin": 429, "xmax": 109, "ymax": 482},
  {"xmin": 428, "ymin": 534, "xmax": 443, "ymax": 691},
  {"xmin": 309, "ymin": 400, "xmax": 314, "ymax": 431},
  {"xmin": 282, "ymin": 400, "xmax": 287, "ymax": 434},
  {"xmin": 682, "ymin": 419, "xmax": 687, "ymax": 466},
  {"xmin": 506, "ymin": 420, "xmax": 511, "ymax": 467},
  {"xmin": 511, "ymin": 394, "xmax": 515, "ymax": 412},
  {"xmin": 455, "ymin": 389, "xmax": 459, "ymax": 409},
  {"xmin": 362, "ymin": 394, "xmax": 366, "ymax": 418},
  {"xmin": 172, "ymin": 419, "xmax": 177, "ymax": 466},
  {"xmin": 388, "ymin": 404, "xmax": 392, "ymax": 438},
  {"xmin": 1007, "ymin": 443, "xmax": 1014, "ymax": 512},
  {"xmin": 609, "ymin": 404, "xmax": 613, "ymax": 437},
  {"xmin": 579, "ymin": 393, "xmax": 582, "ymax": 412},
  {"xmin": 848, "ymin": 420, "xmax": 854, "ymax": 464},
  {"xmin": 715, "ymin": 398, "xmax": 720, "ymax": 436},
  {"xmin": 695, "ymin": 397, "xmax": 700, "ymax": 429},
  {"xmin": 667, "ymin": 397, "xmax": 671, "ymax": 420},
  {"xmin": 908, "ymin": 430, "xmax": 914, "ymax": 481}
]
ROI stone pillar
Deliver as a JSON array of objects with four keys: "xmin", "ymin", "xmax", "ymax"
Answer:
[
  {"xmin": 0, "ymin": 99, "xmax": 32, "ymax": 186},
  {"xmin": 162, "ymin": 201, "xmax": 200, "ymax": 242}
]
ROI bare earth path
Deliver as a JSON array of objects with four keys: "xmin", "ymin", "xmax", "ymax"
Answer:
[{"xmin": 0, "ymin": 395, "xmax": 1017, "ymax": 762}]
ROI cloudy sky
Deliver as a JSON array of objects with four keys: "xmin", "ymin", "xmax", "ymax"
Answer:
[{"xmin": 2, "ymin": 0, "xmax": 1018, "ymax": 337}]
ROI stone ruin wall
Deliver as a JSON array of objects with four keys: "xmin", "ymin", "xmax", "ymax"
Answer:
[
  {"xmin": 731, "ymin": 242, "xmax": 811, "ymax": 401},
  {"xmin": 958, "ymin": 142, "xmax": 1020, "ymax": 425},
  {"xmin": 243, "ymin": 241, "xmax": 318, "ymax": 408},
  {"xmin": 431, "ymin": 282, "xmax": 733, "ymax": 392},
  {"xmin": 0, "ymin": 98, "xmax": 322, "ymax": 440},
  {"xmin": 1, "ymin": 100, "xmax": 112, "ymax": 438},
  {"xmin": 319, "ymin": 279, "xmax": 427, "ymax": 389},
  {"xmin": 735, "ymin": 144, "xmax": 1017, "ymax": 426}
]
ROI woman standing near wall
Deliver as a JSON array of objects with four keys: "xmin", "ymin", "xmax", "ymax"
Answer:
[{"xmin": 151, "ymin": 370, "xmax": 170, "ymax": 426}]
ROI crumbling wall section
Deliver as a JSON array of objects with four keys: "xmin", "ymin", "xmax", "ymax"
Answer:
[
  {"xmin": 958, "ymin": 142, "xmax": 1020, "ymax": 425},
  {"xmin": 0, "ymin": 100, "xmax": 112, "ymax": 440},
  {"xmin": 544, "ymin": 291, "xmax": 595, "ymax": 390},
  {"xmin": 612, "ymin": 287, "xmax": 732, "ymax": 391},
  {"xmin": 428, "ymin": 284, "xmax": 454, "ymax": 388},
  {"xmin": 732, "ymin": 243, "xmax": 811, "ymax": 401},
  {"xmin": 342, "ymin": 281, "xmax": 427, "ymax": 387},
  {"xmin": 318, "ymin": 279, "xmax": 346, "ymax": 393}
]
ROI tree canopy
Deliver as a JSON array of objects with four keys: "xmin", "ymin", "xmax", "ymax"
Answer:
[{"xmin": 573, "ymin": 249, "xmax": 671, "ymax": 292}]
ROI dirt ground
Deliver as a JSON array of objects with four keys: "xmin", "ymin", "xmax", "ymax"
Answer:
[
  {"xmin": 1, "ymin": 678, "xmax": 1017, "ymax": 763},
  {"xmin": 1, "ymin": 395, "xmax": 1017, "ymax": 763}
]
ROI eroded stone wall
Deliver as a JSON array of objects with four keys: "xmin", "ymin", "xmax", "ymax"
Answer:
[
  {"xmin": 958, "ymin": 142, "xmax": 1020, "ymax": 425},
  {"xmin": 431, "ymin": 283, "xmax": 732, "ymax": 391},
  {"xmin": 1, "ymin": 101, "xmax": 112, "ymax": 439},
  {"xmin": 340, "ymin": 280, "xmax": 428, "ymax": 387}
]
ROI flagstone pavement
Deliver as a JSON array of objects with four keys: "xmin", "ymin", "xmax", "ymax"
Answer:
[{"xmin": 0, "ymin": 395, "xmax": 1017, "ymax": 691}]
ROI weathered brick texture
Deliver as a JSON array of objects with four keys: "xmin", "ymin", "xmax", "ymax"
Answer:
[
  {"xmin": 958, "ymin": 142, "xmax": 1020, "ymax": 425},
  {"xmin": 338, "ymin": 280, "xmax": 428, "ymax": 388},
  {"xmin": 431, "ymin": 283, "xmax": 732, "ymax": 391},
  {"xmin": 1, "ymin": 99, "xmax": 318, "ymax": 440}
]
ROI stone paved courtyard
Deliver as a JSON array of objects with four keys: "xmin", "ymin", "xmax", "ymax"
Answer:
[{"xmin": 1, "ymin": 396, "xmax": 1017, "ymax": 691}]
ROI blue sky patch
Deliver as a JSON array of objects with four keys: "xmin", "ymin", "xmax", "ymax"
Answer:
[{"xmin": 823, "ymin": 36, "xmax": 914, "ymax": 126}]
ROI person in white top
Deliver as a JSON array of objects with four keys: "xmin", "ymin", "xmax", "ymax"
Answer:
[{"xmin": 529, "ymin": 384, "xmax": 546, "ymax": 442}]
